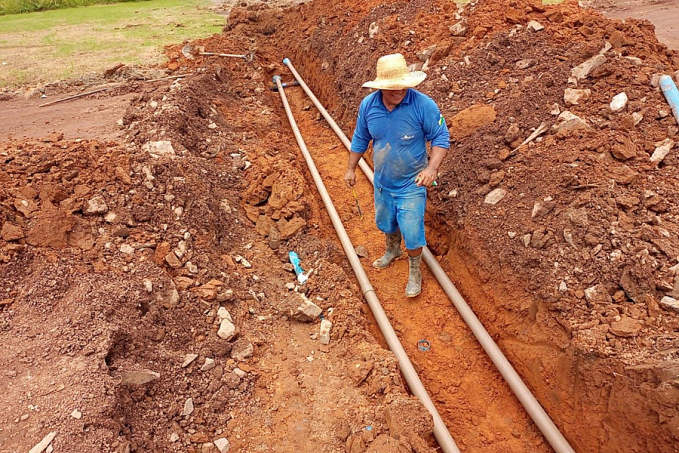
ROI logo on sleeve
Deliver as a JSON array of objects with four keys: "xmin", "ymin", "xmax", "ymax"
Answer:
[{"xmin": 438, "ymin": 114, "xmax": 445, "ymax": 126}]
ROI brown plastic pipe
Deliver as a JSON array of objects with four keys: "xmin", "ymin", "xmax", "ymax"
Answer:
[
  {"xmin": 283, "ymin": 59, "xmax": 577, "ymax": 453},
  {"xmin": 273, "ymin": 75, "xmax": 461, "ymax": 453}
]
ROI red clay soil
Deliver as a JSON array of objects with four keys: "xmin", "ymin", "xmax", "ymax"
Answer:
[
  {"xmin": 3, "ymin": 0, "xmax": 679, "ymax": 452},
  {"xmin": 189, "ymin": 0, "xmax": 679, "ymax": 451}
]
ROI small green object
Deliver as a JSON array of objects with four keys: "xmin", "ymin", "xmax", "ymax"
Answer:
[{"xmin": 431, "ymin": 180, "xmax": 438, "ymax": 187}]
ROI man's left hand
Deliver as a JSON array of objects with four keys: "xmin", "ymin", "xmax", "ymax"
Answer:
[{"xmin": 416, "ymin": 167, "xmax": 437, "ymax": 186}]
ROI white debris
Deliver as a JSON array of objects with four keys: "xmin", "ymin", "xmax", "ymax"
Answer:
[
  {"xmin": 660, "ymin": 296, "xmax": 679, "ymax": 313},
  {"xmin": 182, "ymin": 398, "xmax": 194, "ymax": 416},
  {"xmin": 234, "ymin": 255, "xmax": 252, "ymax": 268},
  {"xmin": 182, "ymin": 353, "xmax": 198, "ymax": 368},
  {"xmin": 218, "ymin": 319, "xmax": 237, "ymax": 340},
  {"xmin": 120, "ymin": 244, "xmax": 135, "ymax": 255},
  {"xmin": 449, "ymin": 20, "xmax": 467, "ymax": 36},
  {"xmin": 70, "ymin": 409, "xmax": 82, "ymax": 419},
  {"xmin": 217, "ymin": 307, "xmax": 232, "ymax": 322},
  {"xmin": 610, "ymin": 92, "xmax": 628, "ymax": 112},
  {"xmin": 169, "ymin": 433, "xmax": 180, "ymax": 442},
  {"xmin": 571, "ymin": 54, "xmax": 606, "ymax": 81},
  {"xmin": 484, "ymin": 188, "xmax": 507, "ymax": 205},
  {"xmin": 564, "ymin": 88, "xmax": 591, "ymax": 106},
  {"xmin": 368, "ymin": 21, "xmax": 380, "ymax": 39},
  {"xmin": 29, "ymin": 432, "xmax": 57, "ymax": 453},
  {"xmin": 214, "ymin": 438, "xmax": 231, "ymax": 453},
  {"xmin": 650, "ymin": 139, "xmax": 675, "ymax": 165},
  {"xmin": 320, "ymin": 319, "xmax": 332, "ymax": 345},
  {"xmin": 142, "ymin": 140, "xmax": 175, "ymax": 158},
  {"xmin": 527, "ymin": 20, "xmax": 544, "ymax": 32},
  {"xmin": 201, "ymin": 358, "xmax": 216, "ymax": 372},
  {"xmin": 632, "ymin": 111, "xmax": 644, "ymax": 126}
]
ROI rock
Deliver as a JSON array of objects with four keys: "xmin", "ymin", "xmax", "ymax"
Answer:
[
  {"xmin": 527, "ymin": 20, "xmax": 544, "ymax": 31},
  {"xmin": 416, "ymin": 45, "xmax": 437, "ymax": 62},
  {"xmin": 170, "ymin": 433, "xmax": 180, "ymax": 442},
  {"xmin": 84, "ymin": 196, "xmax": 108, "ymax": 215},
  {"xmin": 610, "ymin": 92, "xmax": 628, "ymax": 112},
  {"xmin": 553, "ymin": 111, "xmax": 589, "ymax": 134},
  {"xmin": 121, "ymin": 370, "xmax": 160, "ymax": 386},
  {"xmin": 29, "ymin": 432, "xmax": 57, "ymax": 453},
  {"xmin": 201, "ymin": 358, "xmax": 216, "ymax": 372},
  {"xmin": 234, "ymin": 255, "xmax": 252, "ymax": 268},
  {"xmin": 154, "ymin": 282, "xmax": 180, "ymax": 309},
  {"xmin": 143, "ymin": 141, "xmax": 175, "ymax": 158},
  {"xmin": 230, "ymin": 339, "xmax": 254, "ymax": 361},
  {"xmin": 564, "ymin": 88, "xmax": 591, "ymax": 106},
  {"xmin": 165, "ymin": 252, "xmax": 182, "ymax": 268},
  {"xmin": 610, "ymin": 316, "xmax": 642, "ymax": 337},
  {"xmin": 182, "ymin": 353, "xmax": 198, "ymax": 368},
  {"xmin": 320, "ymin": 319, "xmax": 332, "ymax": 345},
  {"xmin": 515, "ymin": 59, "xmax": 535, "ymax": 70},
  {"xmin": 286, "ymin": 292, "xmax": 322, "ymax": 322},
  {"xmin": 584, "ymin": 285, "xmax": 612, "ymax": 304},
  {"xmin": 484, "ymin": 188, "xmax": 507, "ymax": 205},
  {"xmin": 1, "ymin": 223, "xmax": 24, "ymax": 241},
  {"xmin": 549, "ymin": 103, "xmax": 561, "ymax": 116},
  {"xmin": 182, "ymin": 398, "xmax": 194, "ymax": 416},
  {"xmin": 660, "ymin": 296, "xmax": 679, "ymax": 313},
  {"xmin": 650, "ymin": 139, "xmax": 674, "ymax": 165},
  {"xmin": 355, "ymin": 245, "xmax": 369, "ymax": 258},
  {"xmin": 563, "ymin": 228, "xmax": 578, "ymax": 249},
  {"xmin": 70, "ymin": 409, "xmax": 82, "ymax": 419},
  {"xmin": 522, "ymin": 234, "xmax": 531, "ymax": 247},
  {"xmin": 608, "ymin": 165, "xmax": 638, "ymax": 185},
  {"xmin": 504, "ymin": 124, "xmax": 521, "ymax": 144},
  {"xmin": 120, "ymin": 244, "xmax": 135, "ymax": 255},
  {"xmin": 531, "ymin": 196, "xmax": 556, "ymax": 218},
  {"xmin": 214, "ymin": 438, "xmax": 231, "ymax": 453},
  {"xmin": 217, "ymin": 319, "xmax": 237, "ymax": 340},
  {"xmin": 191, "ymin": 280, "xmax": 224, "ymax": 300},
  {"xmin": 217, "ymin": 307, "xmax": 232, "ymax": 322},
  {"xmin": 278, "ymin": 216, "xmax": 306, "ymax": 239},
  {"xmin": 449, "ymin": 20, "xmax": 467, "ymax": 36},
  {"xmin": 571, "ymin": 54, "xmax": 607, "ymax": 81},
  {"xmin": 632, "ymin": 111, "xmax": 644, "ymax": 125},
  {"xmin": 611, "ymin": 138, "xmax": 638, "ymax": 161},
  {"xmin": 368, "ymin": 22, "xmax": 380, "ymax": 39}
]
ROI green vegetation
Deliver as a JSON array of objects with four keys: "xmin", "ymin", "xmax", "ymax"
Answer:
[
  {"xmin": 0, "ymin": 0, "xmax": 144, "ymax": 16},
  {"xmin": 0, "ymin": 0, "xmax": 224, "ymax": 87}
]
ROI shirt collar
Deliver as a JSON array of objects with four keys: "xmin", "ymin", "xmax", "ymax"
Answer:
[{"xmin": 378, "ymin": 88, "xmax": 413, "ymax": 110}]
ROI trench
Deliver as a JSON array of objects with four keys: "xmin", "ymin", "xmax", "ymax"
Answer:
[{"xmin": 273, "ymin": 81, "xmax": 555, "ymax": 453}]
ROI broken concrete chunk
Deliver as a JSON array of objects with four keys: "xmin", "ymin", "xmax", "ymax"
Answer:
[
  {"xmin": 201, "ymin": 358, "xmax": 216, "ymax": 372},
  {"xmin": 553, "ymin": 110, "xmax": 589, "ymax": 133},
  {"xmin": 29, "ymin": 432, "xmax": 58, "ymax": 453},
  {"xmin": 182, "ymin": 398, "xmax": 194, "ymax": 416},
  {"xmin": 571, "ymin": 54, "xmax": 606, "ymax": 80},
  {"xmin": 660, "ymin": 296, "xmax": 679, "ymax": 313},
  {"xmin": 484, "ymin": 188, "xmax": 507, "ymax": 205},
  {"xmin": 564, "ymin": 88, "xmax": 591, "ymax": 106},
  {"xmin": 121, "ymin": 370, "xmax": 161, "ymax": 386},
  {"xmin": 610, "ymin": 92, "xmax": 628, "ymax": 112},
  {"xmin": 320, "ymin": 319, "xmax": 332, "ymax": 345},
  {"xmin": 650, "ymin": 139, "xmax": 675, "ymax": 165},
  {"xmin": 217, "ymin": 307, "xmax": 232, "ymax": 322},
  {"xmin": 70, "ymin": 409, "xmax": 82, "ymax": 419}
]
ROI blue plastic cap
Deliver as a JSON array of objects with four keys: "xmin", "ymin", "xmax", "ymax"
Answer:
[
  {"xmin": 272, "ymin": 75, "xmax": 282, "ymax": 83},
  {"xmin": 282, "ymin": 58, "xmax": 291, "ymax": 65}
]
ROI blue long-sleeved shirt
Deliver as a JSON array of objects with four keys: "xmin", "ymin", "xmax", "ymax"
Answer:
[{"xmin": 350, "ymin": 89, "xmax": 450, "ymax": 191}]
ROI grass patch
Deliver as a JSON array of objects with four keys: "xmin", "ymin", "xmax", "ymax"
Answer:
[
  {"xmin": 0, "ymin": 0, "xmax": 224, "ymax": 87},
  {"xmin": 0, "ymin": 0, "xmax": 145, "ymax": 16}
]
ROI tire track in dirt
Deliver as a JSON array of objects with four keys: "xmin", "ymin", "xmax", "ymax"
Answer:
[{"xmin": 280, "ymin": 86, "xmax": 554, "ymax": 453}]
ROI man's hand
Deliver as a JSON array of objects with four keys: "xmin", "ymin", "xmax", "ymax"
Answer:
[
  {"xmin": 344, "ymin": 168, "xmax": 357, "ymax": 187},
  {"xmin": 415, "ymin": 166, "xmax": 437, "ymax": 186}
]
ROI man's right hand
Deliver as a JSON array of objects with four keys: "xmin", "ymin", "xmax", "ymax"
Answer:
[{"xmin": 344, "ymin": 169, "xmax": 357, "ymax": 187}]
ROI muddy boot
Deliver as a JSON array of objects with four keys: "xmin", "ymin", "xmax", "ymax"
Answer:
[
  {"xmin": 405, "ymin": 254, "xmax": 422, "ymax": 297},
  {"xmin": 372, "ymin": 232, "xmax": 403, "ymax": 269}
]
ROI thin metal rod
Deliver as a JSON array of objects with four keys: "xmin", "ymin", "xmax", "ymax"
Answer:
[
  {"xmin": 273, "ymin": 75, "xmax": 460, "ymax": 453},
  {"xmin": 283, "ymin": 59, "xmax": 576, "ymax": 453}
]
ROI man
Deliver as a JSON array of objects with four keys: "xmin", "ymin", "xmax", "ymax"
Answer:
[{"xmin": 344, "ymin": 53, "xmax": 450, "ymax": 298}]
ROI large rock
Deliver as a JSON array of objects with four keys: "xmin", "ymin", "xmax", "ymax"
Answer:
[
  {"xmin": 1, "ymin": 222, "xmax": 24, "ymax": 241},
  {"xmin": 571, "ymin": 54, "xmax": 607, "ymax": 80},
  {"xmin": 660, "ymin": 296, "xmax": 679, "ymax": 313},
  {"xmin": 284, "ymin": 292, "xmax": 322, "ymax": 322},
  {"xmin": 564, "ymin": 88, "xmax": 591, "ymax": 106},
  {"xmin": 610, "ymin": 317, "xmax": 642, "ymax": 337}
]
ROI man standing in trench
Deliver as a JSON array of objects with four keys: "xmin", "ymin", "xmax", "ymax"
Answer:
[{"xmin": 344, "ymin": 53, "xmax": 450, "ymax": 297}]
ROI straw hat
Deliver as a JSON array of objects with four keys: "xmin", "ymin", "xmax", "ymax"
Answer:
[{"xmin": 362, "ymin": 53, "xmax": 426, "ymax": 90}]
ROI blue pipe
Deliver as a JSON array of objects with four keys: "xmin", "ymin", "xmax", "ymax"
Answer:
[{"xmin": 660, "ymin": 75, "xmax": 679, "ymax": 125}]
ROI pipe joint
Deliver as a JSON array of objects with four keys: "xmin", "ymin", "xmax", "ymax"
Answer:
[
  {"xmin": 272, "ymin": 75, "xmax": 282, "ymax": 83},
  {"xmin": 282, "ymin": 57, "xmax": 291, "ymax": 66}
]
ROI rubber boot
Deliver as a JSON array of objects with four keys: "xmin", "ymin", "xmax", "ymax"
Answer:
[
  {"xmin": 372, "ymin": 232, "xmax": 403, "ymax": 269},
  {"xmin": 405, "ymin": 254, "xmax": 422, "ymax": 297}
]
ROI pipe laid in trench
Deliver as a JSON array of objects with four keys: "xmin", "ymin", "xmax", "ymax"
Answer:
[
  {"xmin": 272, "ymin": 75, "xmax": 461, "ymax": 453},
  {"xmin": 283, "ymin": 58, "xmax": 577, "ymax": 453}
]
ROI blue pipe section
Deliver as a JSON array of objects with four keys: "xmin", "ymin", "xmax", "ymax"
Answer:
[
  {"xmin": 282, "ymin": 58, "xmax": 291, "ymax": 66},
  {"xmin": 659, "ymin": 75, "xmax": 679, "ymax": 125}
]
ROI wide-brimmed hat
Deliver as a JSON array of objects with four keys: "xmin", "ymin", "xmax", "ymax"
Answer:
[{"xmin": 362, "ymin": 53, "xmax": 426, "ymax": 90}]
